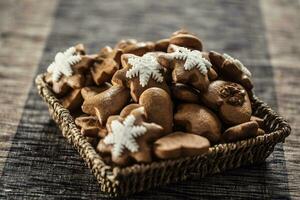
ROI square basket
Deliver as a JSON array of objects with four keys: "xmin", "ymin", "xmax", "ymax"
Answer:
[{"xmin": 35, "ymin": 73, "xmax": 291, "ymax": 197}]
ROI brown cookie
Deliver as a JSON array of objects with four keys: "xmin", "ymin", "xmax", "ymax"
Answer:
[
  {"xmin": 115, "ymin": 39, "xmax": 138, "ymax": 50},
  {"xmin": 222, "ymin": 121, "xmax": 263, "ymax": 142},
  {"xmin": 139, "ymin": 87, "xmax": 173, "ymax": 134},
  {"xmin": 44, "ymin": 73, "xmax": 71, "ymax": 97},
  {"xmin": 158, "ymin": 44, "xmax": 212, "ymax": 92},
  {"xmin": 82, "ymin": 85, "xmax": 130, "ymax": 125},
  {"xmin": 208, "ymin": 51, "xmax": 225, "ymax": 73},
  {"xmin": 97, "ymin": 107, "xmax": 163, "ymax": 166},
  {"xmin": 171, "ymin": 83, "xmax": 200, "ymax": 103},
  {"xmin": 119, "ymin": 104, "xmax": 142, "ymax": 118},
  {"xmin": 154, "ymin": 132, "xmax": 210, "ymax": 159},
  {"xmin": 46, "ymin": 44, "xmax": 96, "ymax": 91},
  {"xmin": 121, "ymin": 41, "xmax": 155, "ymax": 56},
  {"xmin": 112, "ymin": 53, "xmax": 170, "ymax": 102},
  {"xmin": 75, "ymin": 115, "xmax": 107, "ymax": 138},
  {"xmin": 201, "ymin": 52, "xmax": 218, "ymax": 81},
  {"xmin": 84, "ymin": 73, "xmax": 96, "ymax": 86},
  {"xmin": 95, "ymin": 46, "xmax": 115, "ymax": 60},
  {"xmin": 250, "ymin": 116, "xmax": 264, "ymax": 128},
  {"xmin": 257, "ymin": 128, "xmax": 266, "ymax": 136},
  {"xmin": 61, "ymin": 89, "xmax": 83, "ymax": 111},
  {"xmin": 208, "ymin": 51, "xmax": 253, "ymax": 91},
  {"xmin": 154, "ymin": 38, "xmax": 170, "ymax": 52},
  {"xmin": 72, "ymin": 54, "xmax": 97, "ymax": 73},
  {"xmin": 169, "ymin": 30, "xmax": 203, "ymax": 51},
  {"xmin": 75, "ymin": 43, "xmax": 86, "ymax": 55},
  {"xmin": 174, "ymin": 104, "xmax": 222, "ymax": 144},
  {"xmin": 46, "ymin": 70, "xmax": 87, "ymax": 97},
  {"xmin": 81, "ymin": 83, "xmax": 111, "ymax": 100},
  {"xmin": 90, "ymin": 48, "xmax": 122, "ymax": 85},
  {"xmin": 201, "ymin": 80, "xmax": 252, "ymax": 125}
]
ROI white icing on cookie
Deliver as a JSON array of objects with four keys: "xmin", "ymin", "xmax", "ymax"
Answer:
[
  {"xmin": 223, "ymin": 53, "xmax": 252, "ymax": 77},
  {"xmin": 167, "ymin": 47, "xmax": 212, "ymax": 75},
  {"xmin": 103, "ymin": 115, "xmax": 146, "ymax": 158},
  {"xmin": 47, "ymin": 47, "xmax": 82, "ymax": 82},
  {"xmin": 126, "ymin": 54, "xmax": 164, "ymax": 87}
]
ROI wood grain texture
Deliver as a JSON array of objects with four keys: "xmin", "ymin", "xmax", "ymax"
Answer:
[
  {"xmin": 0, "ymin": 0, "xmax": 297, "ymax": 199},
  {"xmin": 0, "ymin": 0, "xmax": 58, "ymax": 176},
  {"xmin": 261, "ymin": 0, "xmax": 300, "ymax": 198}
]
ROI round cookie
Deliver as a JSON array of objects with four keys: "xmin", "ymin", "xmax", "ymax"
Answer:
[{"xmin": 201, "ymin": 80, "xmax": 252, "ymax": 125}]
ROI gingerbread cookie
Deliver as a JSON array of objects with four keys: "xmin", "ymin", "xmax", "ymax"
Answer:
[
  {"xmin": 154, "ymin": 132, "xmax": 210, "ymax": 159},
  {"xmin": 201, "ymin": 80, "xmax": 252, "ymax": 125},
  {"xmin": 97, "ymin": 107, "xmax": 163, "ymax": 166},
  {"xmin": 208, "ymin": 51, "xmax": 253, "ymax": 91},
  {"xmin": 169, "ymin": 30, "xmax": 203, "ymax": 51},
  {"xmin": 139, "ymin": 87, "xmax": 173, "ymax": 134},
  {"xmin": 90, "ymin": 47, "xmax": 122, "ymax": 85},
  {"xmin": 171, "ymin": 83, "xmax": 200, "ymax": 103},
  {"xmin": 250, "ymin": 116, "xmax": 264, "ymax": 128},
  {"xmin": 112, "ymin": 53, "xmax": 170, "ymax": 102},
  {"xmin": 119, "ymin": 104, "xmax": 142, "ymax": 118},
  {"xmin": 115, "ymin": 39, "xmax": 137, "ymax": 50},
  {"xmin": 46, "ymin": 46, "xmax": 96, "ymax": 96},
  {"xmin": 81, "ymin": 83, "xmax": 111, "ymax": 100},
  {"xmin": 75, "ymin": 115, "xmax": 107, "ymax": 138},
  {"xmin": 121, "ymin": 41, "xmax": 155, "ymax": 56},
  {"xmin": 154, "ymin": 38, "xmax": 170, "ymax": 52},
  {"xmin": 158, "ymin": 44, "xmax": 212, "ymax": 92},
  {"xmin": 222, "ymin": 121, "xmax": 264, "ymax": 142},
  {"xmin": 82, "ymin": 85, "xmax": 130, "ymax": 125},
  {"xmin": 61, "ymin": 89, "xmax": 83, "ymax": 111},
  {"xmin": 174, "ymin": 104, "xmax": 222, "ymax": 144}
]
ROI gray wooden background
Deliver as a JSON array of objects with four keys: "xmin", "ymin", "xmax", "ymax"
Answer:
[{"xmin": 0, "ymin": 0, "xmax": 299, "ymax": 199}]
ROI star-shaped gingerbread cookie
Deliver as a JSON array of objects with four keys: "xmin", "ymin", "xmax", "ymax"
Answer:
[
  {"xmin": 158, "ymin": 44, "xmax": 212, "ymax": 92},
  {"xmin": 45, "ymin": 44, "xmax": 96, "ymax": 96},
  {"xmin": 112, "ymin": 53, "xmax": 170, "ymax": 102},
  {"xmin": 97, "ymin": 106, "xmax": 163, "ymax": 166}
]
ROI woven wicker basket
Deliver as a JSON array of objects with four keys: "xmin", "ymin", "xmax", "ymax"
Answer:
[{"xmin": 35, "ymin": 73, "xmax": 291, "ymax": 197}]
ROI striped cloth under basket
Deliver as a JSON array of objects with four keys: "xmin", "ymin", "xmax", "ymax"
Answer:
[{"xmin": 35, "ymin": 73, "xmax": 291, "ymax": 197}]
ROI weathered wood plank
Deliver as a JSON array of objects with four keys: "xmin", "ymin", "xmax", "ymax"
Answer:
[
  {"xmin": 261, "ymin": 0, "xmax": 300, "ymax": 198},
  {"xmin": 0, "ymin": 0, "xmax": 58, "ymax": 175}
]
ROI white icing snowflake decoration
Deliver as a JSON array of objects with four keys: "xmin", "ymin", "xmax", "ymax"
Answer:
[
  {"xmin": 47, "ymin": 47, "xmax": 82, "ymax": 82},
  {"xmin": 167, "ymin": 47, "xmax": 212, "ymax": 75},
  {"xmin": 223, "ymin": 53, "xmax": 252, "ymax": 77},
  {"xmin": 103, "ymin": 115, "xmax": 147, "ymax": 158},
  {"xmin": 126, "ymin": 54, "xmax": 164, "ymax": 87}
]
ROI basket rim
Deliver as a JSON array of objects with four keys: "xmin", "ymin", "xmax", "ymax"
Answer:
[{"xmin": 35, "ymin": 73, "xmax": 291, "ymax": 181}]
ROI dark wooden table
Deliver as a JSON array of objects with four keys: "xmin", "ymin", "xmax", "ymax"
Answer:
[{"xmin": 0, "ymin": 0, "xmax": 299, "ymax": 199}]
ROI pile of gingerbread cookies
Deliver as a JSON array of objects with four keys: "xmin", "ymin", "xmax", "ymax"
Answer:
[{"xmin": 44, "ymin": 30, "xmax": 265, "ymax": 166}]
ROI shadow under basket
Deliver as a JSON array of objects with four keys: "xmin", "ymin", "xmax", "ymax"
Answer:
[{"xmin": 35, "ymin": 73, "xmax": 291, "ymax": 197}]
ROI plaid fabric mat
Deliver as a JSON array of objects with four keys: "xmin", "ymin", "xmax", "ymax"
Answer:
[{"xmin": 0, "ymin": 0, "xmax": 299, "ymax": 199}]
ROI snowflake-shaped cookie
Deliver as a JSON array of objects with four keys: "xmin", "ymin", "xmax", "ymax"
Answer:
[
  {"xmin": 126, "ymin": 54, "xmax": 164, "ymax": 87},
  {"xmin": 223, "ymin": 53, "xmax": 251, "ymax": 77},
  {"xmin": 47, "ymin": 47, "xmax": 82, "ymax": 82},
  {"xmin": 103, "ymin": 114, "xmax": 146, "ymax": 158},
  {"xmin": 168, "ymin": 47, "xmax": 212, "ymax": 75}
]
